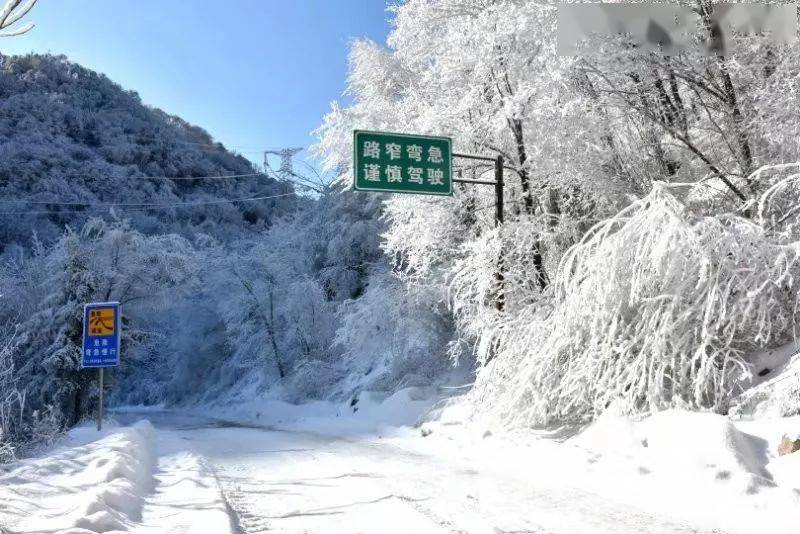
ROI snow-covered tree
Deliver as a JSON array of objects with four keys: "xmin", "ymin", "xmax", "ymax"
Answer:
[
  {"xmin": 475, "ymin": 180, "xmax": 800, "ymax": 426},
  {"xmin": 0, "ymin": 218, "xmax": 197, "ymax": 442},
  {"xmin": 315, "ymin": 0, "xmax": 800, "ymax": 427}
]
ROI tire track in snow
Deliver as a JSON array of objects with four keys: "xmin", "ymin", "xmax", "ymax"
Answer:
[
  {"xmin": 396, "ymin": 495, "xmax": 480, "ymax": 534},
  {"xmin": 222, "ymin": 486, "xmax": 273, "ymax": 534},
  {"xmin": 219, "ymin": 488, "xmax": 248, "ymax": 534},
  {"xmin": 207, "ymin": 463, "xmax": 263, "ymax": 534},
  {"xmin": 212, "ymin": 469, "xmax": 459, "ymax": 534}
]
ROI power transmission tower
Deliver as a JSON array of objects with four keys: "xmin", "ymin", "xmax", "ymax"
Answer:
[
  {"xmin": 263, "ymin": 146, "xmax": 335, "ymax": 194},
  {"xmin": 264, "ymin": 147, "xmax": 303, "ymax": 178}
]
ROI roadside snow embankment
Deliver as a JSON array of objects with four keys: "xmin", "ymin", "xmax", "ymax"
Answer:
[
  {"xmin": 413, "ymin": 396, "xmax": 800, "ymax": 534},
  {"xmin": 732, "ymin": 341, "xmax": 800, "ymax": 418},
  {"xmin": 577, "ymin": 409, "xmax": 776, "ymax": 491},
  {"xmin": 0, "ymin": 421, "xmax": 155, "ymax": 533},
  {"xmin": 203, "ymin": 385, "xmax": 442, "ymax": 437},
  {"xmin": 571, "ymin": 409, "xmax": 800, "ymax": 533}
]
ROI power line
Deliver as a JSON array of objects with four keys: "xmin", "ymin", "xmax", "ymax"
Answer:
[
  {"xmin": 56, "ymin": 171, "xmax": 269, "ymax": 182},
  {"xmin": 134, "ymin": 172, "xmax": 268, "ymax": 181},
  {"xmin": 0, "ymin": 191, "xmax": 297, "ymax": 215},
  {"xmin": 0, "ymin": 172, "xmax": 278, "ymax": 205},
  {"xmin": 2, "ymin": 136, "xmax": 265, "ymax": 152},
  {"xmin": 79, "ymin": 135, "xmax": 267, "ymax": 152},
  {"xmin": 171, "ymin": 140, "xmax": 264, "ymax": 150}
]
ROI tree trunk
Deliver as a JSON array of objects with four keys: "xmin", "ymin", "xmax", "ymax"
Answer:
[
  {"xmin": 696, "ymin": 0, "xmax": 754, "ymax": 191},
  {"xmin": 509, "ymin": 118, "xmax": 534, "ymax": 215},
  {"xmin": 508, "ymin": 118, "xmax": 548, "ymax": 290},
  {"xmin": 266, "ymin": 290, "xmax": 285, "ymax": 379}
]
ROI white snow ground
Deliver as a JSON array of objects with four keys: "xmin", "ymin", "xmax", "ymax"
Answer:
[{"xmin": 1, "ymin": 390, "xmax": 799, "ymax": 534}]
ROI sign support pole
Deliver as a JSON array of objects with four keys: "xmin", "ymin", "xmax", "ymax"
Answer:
[
  {"xmin": 494, "ymin": 156, "xmax": 505, "ymax": 311},
  {"xmin": 494, "ymin": 155, "xmax": 504, "ymax": 226},
  {"xmin": 97, "ymin": 368, "xmax": 104, "ymax": 431},
  {"xmin": 452, "ymin": 152, "xmax": 505, "ymax": 311}
]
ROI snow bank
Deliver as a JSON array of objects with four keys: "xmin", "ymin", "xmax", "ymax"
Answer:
[
  {"xmin": 409, "ymin": 398, "xmax": 800, "ymax": 533},
  {"xmin": 0, "ymin": 421, "xmax": 155, "ymax": 533},
  {"xmin": 576, "ymin": 410, "xmax": 773, "ymax": 490},
  {"xmin": 382, "ymin": 396, "xmax": 797, "ymax": 533},
  {"xmin": 732, "ymin": 341, "xmax": 800, "ymax": 417},
  {"xmin": 566, "ymin": 409, "xmax": 800, "ymax": 532},
  {"xmin": 641, "ymin": 410, "xmax": 773, "ymax": 491},
  {"xmin": 200, "ymin": 385, "xmax": 442, "ymax": 438}
]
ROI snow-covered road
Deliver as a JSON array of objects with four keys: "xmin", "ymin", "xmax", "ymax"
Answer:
[{"xmin": 112, "ymin": 411, "xmax": 725, "ymax": 534}]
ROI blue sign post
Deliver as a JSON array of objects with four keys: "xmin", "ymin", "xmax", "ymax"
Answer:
[{"xmin": 82, "ymin": 302, "xmax": 121, "ymax": 430}]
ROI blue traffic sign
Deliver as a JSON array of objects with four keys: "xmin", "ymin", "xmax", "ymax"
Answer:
[{"xmin": 81, "ymin": 302, "xmax": 121, "ymax": 368}]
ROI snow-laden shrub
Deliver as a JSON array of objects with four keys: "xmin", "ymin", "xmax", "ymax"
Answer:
[
  {"xmin": 755, "ymin": 163, "xmax": 800, "ymax": 242},
  {"xmin": 448, "ymin": 211, "xmax": 586, "ymax": 364},
  {"xmin": 0, "ymin": 218, "xmax": 197, "ymax": 444},
  {"xmin": 285, "ymin": 360, "xmax": 344, "ymax": 402},
  {"xmin": 0, "ymin": 328, "xmax": 63, "ymax": 462},
  {"xmin": 333, "ymin": 271, "xmax": 454, "ymax": 395},
  {"xmin": 729, "ymin": 340, "xmax": 800, "ymax": 418},
  {"xmin": 0, "ymin": 329, "xmax": 24, "ymax": 462},
  {"xmin": 474, "ymin": 181, "xmax": 800, "ymax": 427}
]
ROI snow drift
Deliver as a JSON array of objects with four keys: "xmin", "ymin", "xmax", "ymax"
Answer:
[
  {"xmin": 0, "ymin": 421, "xmax": 155, "ymax": 533},
  {"xmin": 577, "ymin": 409, "xmax": 774, "ymax": 492}
]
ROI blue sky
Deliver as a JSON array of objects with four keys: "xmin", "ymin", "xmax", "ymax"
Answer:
[{"xmin": 0, "ymin": 1, "xmax": 391, "ymax": 167}]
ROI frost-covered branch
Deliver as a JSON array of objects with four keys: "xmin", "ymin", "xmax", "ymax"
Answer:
[
  {"xmin": 0, "ymin": 0, "xmax": 36, "ymax": 37},
  {"xmin": 473, "ymin": 181, "xmax": 800, "ymax": 427}
]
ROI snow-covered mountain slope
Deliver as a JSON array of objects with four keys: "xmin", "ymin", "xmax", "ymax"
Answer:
[{"xmin": 0, "ymin": 53, "xmax": 296, "ymax": 247}]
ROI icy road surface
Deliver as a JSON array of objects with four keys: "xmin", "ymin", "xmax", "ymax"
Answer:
[{"xmin": 110, "ymin": 411, "xmax": 727, "ymax": 534}]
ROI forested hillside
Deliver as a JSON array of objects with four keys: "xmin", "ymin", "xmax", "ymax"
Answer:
[
  {"xmin": 0, "ymin": 52, "xmax": 456, "ymax": 459},
  {"xmin": 0, "ymin": 54, "xmax": 298, "ymax": 248},
  {"xmin": 0, "ymin": 54, "xmax": 316, "ymax": 457}
]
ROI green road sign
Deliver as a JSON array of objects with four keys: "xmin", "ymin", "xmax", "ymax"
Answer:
[{"xmin": 353, "ymin": 130, "xmax": 452, "ymax": 196}]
